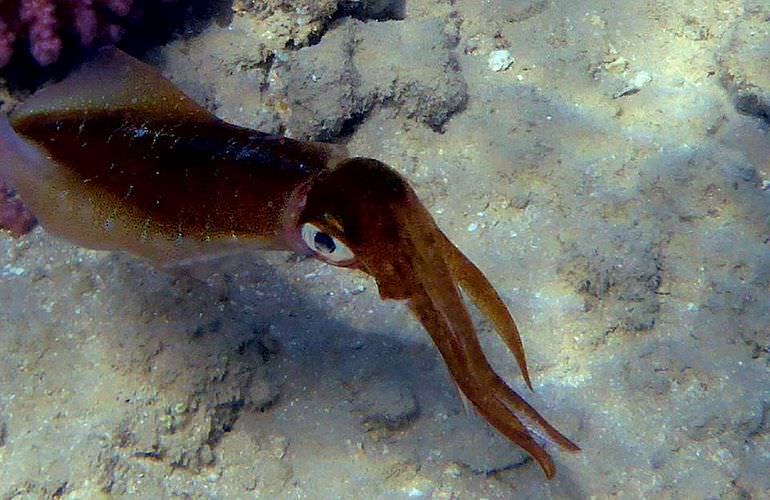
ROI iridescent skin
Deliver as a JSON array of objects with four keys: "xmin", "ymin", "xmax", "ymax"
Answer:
[{"xmin": 0, "ymin": 48, "xmax": 578, "ymax": 478}]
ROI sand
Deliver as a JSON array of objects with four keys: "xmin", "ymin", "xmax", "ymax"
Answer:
[{"xmin": 1, "ymin": 0, "xmax": 768, "ymax": 498}]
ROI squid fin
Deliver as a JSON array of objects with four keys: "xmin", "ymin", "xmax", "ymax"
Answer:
[{"xmin": 10, "ymin": 47, "xmax": 217, "ymax": 125}]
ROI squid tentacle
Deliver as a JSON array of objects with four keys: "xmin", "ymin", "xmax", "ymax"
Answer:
[
  {"xmin": 404, "ymin": 215, "xmax": 579, "ymax": 478},
  {"xmin": 439, "ymin": 232, "xmax": 533, "ymax": 390}
]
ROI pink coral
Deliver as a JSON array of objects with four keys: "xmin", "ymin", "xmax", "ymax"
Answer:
[{"xmin": 0, "ymin": 0, "xmax": 139, "ymax": 67}]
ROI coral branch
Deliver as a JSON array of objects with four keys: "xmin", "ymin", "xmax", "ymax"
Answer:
[
  {"xmin": 0, "ymin": 0, "xmax": 161, "ymax": 67},
  {"xmin": 19, "ymin": 0, "xmax": 63, "ymax": 66}
]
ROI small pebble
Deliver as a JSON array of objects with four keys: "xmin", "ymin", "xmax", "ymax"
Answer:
[
  {"xmin": 488, "ymin": 50, "xmax": 515, "ymax": 72},
  {"xmin": 614, "ymin": 70, "xmax": 653, "ymax": 98},
  {"xmin": 443, "ymin": 462, "xmax": 463, "ymax": 479},
  {"xmin": 605, "ymin": 56, "xmax": 628, "ymax": 73},
  {"xmin": 630, "ymin": 71, "xmax": 652, "ymax": 88},
  {"xmin": 1, "ymin": 264, "xmax": 25, "ymax": 277},
  {"xmin": 268, "ymin": 434, "xmax": 288, "ymax": 460}
]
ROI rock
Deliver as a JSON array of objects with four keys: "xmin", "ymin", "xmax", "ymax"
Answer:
[
  {"xmin": 218, "ymin": 430, "xmax": 293, "ymax": 495},
  {"xmin": 283, "ymin": 20, "xmax": 361, "ymax": 141},
  {"xmin": 604, "ymin": 56, "xmax": 628, "ymax": 74},
  {"xmin": 354, "ymin": 18, "xmax": 467, "ymax": 131},
  {"xmin": 231, "ymin": 0, "xmax": 340, "ymax": 50},
  {"xmin": 613, "ymin": 70, "xmax": 653, "ymax": 98},
  {"xmin": 488, "ymin": 49, "xmax": 515, "ymax": 72},
  {"xmin": 630, "ymin": 71, "xmax": 653, "ymax": 88},
  {"xmin": 282, "ymin": 17, "xmax": 468, "ymax": 140},
  {"xmin": 718, "ymin": 12, "xmax": 770, "ymax": 123}
]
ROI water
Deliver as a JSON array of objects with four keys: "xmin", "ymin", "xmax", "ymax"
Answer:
[{"xmin": 0, "ymin": 0, "xmax": 769, "ymax": 498}]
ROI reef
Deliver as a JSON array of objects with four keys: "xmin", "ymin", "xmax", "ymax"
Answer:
[{"xmin": 0, "ymin": 0, "xmax": 172, "ymax": 67}]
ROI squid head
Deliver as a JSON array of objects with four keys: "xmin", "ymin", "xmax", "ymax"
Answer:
[{"xmin": 295, "ymin": 157, "xmax": 579, "ymax": 478}]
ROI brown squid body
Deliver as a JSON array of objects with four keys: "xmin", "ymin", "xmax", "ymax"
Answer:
[{"xmin": 0, "ymin": 48, "xmax": 578, "ymax": 477}]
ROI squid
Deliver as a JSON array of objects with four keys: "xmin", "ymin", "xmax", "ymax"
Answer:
[{"xmin": 0, "ymin": 48, "xmax": 578, "ymax": 478}]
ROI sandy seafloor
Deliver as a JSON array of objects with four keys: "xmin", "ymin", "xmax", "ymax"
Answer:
[{"xmin": 1, "ymin": 0, "xmax": 769, "ymax": 498}]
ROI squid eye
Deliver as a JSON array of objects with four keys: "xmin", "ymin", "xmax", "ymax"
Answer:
[{"xmin": 301, "ymin": 223, "xmax": 355, "ymax": 263}]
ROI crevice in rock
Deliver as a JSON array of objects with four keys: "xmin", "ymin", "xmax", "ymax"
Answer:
[
  {"xmin": 336, "ymin": 0, "xmax": 406, "ymax": 21},
  {"xmin": 206, "ymin": 399, "xmax": 246, "ymax": 446},
  {"xmin": 734, "ymin": 93, "xmax": 770, "ymax": 126}
]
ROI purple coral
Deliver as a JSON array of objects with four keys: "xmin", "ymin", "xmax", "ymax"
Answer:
[
  {"xmin": 0, "ymin": 179, "xmax": 36, "ymax": 236},
  {"xmin": 0, "ymin": 0, "xmax": 140, "ymax": 67}
]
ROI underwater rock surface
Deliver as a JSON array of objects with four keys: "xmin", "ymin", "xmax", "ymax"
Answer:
[
  {"xmin": 719, "ymin": 4, "xmax": 770, "ymax": 124},
  {"xmin": 1, "ymin": 0, "xmax": 769, "ymax": 498}
]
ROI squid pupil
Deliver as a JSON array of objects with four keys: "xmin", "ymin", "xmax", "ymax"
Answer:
[{"xmin": 314, "ymin": 232, "xmax": 336, "ymax": 253}]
